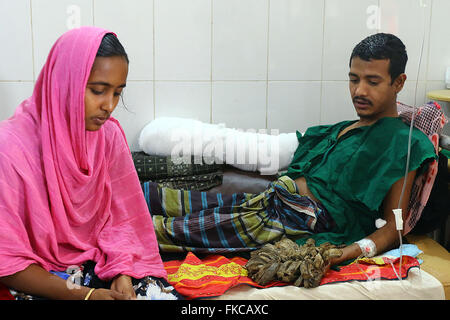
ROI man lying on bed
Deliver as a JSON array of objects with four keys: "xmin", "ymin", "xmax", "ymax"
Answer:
[{"xmin": 145, "ymin": 33, "xmax": 437, "ymax": 267}]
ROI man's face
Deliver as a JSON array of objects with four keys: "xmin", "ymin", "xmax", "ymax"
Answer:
[{"xmin": 349, "ymin": 57, "xmax": 405, "ymax": 123}]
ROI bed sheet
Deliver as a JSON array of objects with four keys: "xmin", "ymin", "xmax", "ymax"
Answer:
[{"xmin": 211, "ymin": 268, "xmax": 444, "ymax": 300}]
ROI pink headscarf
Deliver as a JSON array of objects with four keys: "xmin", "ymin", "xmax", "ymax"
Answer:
[{"xmin": 0, "ymin": 27, "xmax": 166, "ymax": 280}]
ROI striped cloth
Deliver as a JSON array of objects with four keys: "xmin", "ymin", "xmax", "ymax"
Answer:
[
  {"xmin": 397, "ymin": 101, "xmax": 447, "ymax": 234},
  {"xmin": 143, "ymin": 175, "xmax": 335, "ymax": 253}
]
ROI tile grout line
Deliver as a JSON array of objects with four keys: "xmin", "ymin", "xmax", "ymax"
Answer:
[
  {"xmin": 423, "ymin": 0, "xmax": 433, "ymax": 95},
  {"xmin": 265, "ymin": 0, "xmax": 271, "ymax": 130},
  {"xmin": 92, "ymin": 0, "xmax": 95, "ymax": 25},
  {"xmin": 210, "ymin": 0, "xmax": 214, "ymax": 124},
  {"xmin": 319, "ymin": 0, "xmax": 326, "ymax": 125},
  {"xmin": 0, "ymin": 80, "xmax": 35, "ymax": 83},
  {"xmin": 153, "ymin": 0, "xmax": 156, "ymax": 119},
  {"xmin": 30, "ymin": 0, "xmax": 36, "ymax": 82}
]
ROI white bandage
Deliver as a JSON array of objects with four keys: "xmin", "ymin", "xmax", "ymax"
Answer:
[
  {"xmin": 375, "ymin": 218, "xmax": 387, "ymax": 229},
  {"xmin": 355, "ymin": 238, "xmax": 377, "ymax": 258}
]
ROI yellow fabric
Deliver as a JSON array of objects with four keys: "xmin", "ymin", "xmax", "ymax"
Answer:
[
  {"xmin": 167, "ymin": 260, "xmax": 247, "ymax": 282},
  {"xmin": 426, "ymin": 90, "xmax": 450, "ymax": 102},
  {"xmin": 406, "ymin": 234, "xmax": 450, "ymax": 300}
]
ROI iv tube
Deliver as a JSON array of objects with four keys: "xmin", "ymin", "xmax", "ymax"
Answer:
[{"xmin": 393, "ymin": 0, "xmax": 427, "ymax": 280}]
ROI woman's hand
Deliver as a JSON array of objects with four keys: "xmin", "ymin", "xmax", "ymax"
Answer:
[
  {"xmin": 110, "ymin": 274, "xmax": 136, "ymax": 300},
  {"xmin": 87, "ymin": 287, "xmax": 133, "ymax": 300}
]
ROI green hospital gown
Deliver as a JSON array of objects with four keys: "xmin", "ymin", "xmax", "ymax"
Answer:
[{"xmin": 285, "ymin": 117, "xmax": 437, "ymax": 246}]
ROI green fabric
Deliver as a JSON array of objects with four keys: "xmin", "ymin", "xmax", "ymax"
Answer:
[
  {"xmin": 284, "ymin": 117, "xmax": 437, "ymax": 246},
  {"xmin": 441, "ymin": 148, "xmax": 450, "ymax": 159}
]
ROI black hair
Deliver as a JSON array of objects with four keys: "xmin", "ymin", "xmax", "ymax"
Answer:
[
  {"xmin": 95, "ymin": 33, "xmax": 130, "ymax": 111},
  {"xmin": 96, "ymin": 33, "xmax": 129, "ymax": 63},
  {"xmin": 349, "ymin": 33, "xmax": 407, "ymax": 84}
]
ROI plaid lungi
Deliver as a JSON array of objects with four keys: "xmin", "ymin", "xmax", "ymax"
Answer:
[{"xmin": 143, "ymin": 175, "xmax": 335, "ymax": 253}]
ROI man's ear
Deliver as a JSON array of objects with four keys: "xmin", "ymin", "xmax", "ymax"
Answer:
[{"xmin": 393, "ymin": 73, "xmax": 407, "ymax": 94}]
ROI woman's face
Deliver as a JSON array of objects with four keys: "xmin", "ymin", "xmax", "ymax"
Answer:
[{"xmin": 84, "ymin": 56, "xmax": 128, "ymax": 131}]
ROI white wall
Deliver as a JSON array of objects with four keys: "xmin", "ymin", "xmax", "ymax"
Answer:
[{"xmin": 1, "ymin": 0, "xmax": 449, "ymax": 150}]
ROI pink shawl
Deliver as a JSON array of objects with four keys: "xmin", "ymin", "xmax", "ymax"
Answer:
[{"xmin": 0, "ymin": 27, "xmax": 166, "ymax": 281}]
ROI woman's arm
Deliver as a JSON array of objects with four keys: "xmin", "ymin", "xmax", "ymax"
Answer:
[
  {"xmin": 0, "ymin": 264, "xmax": 91, "ymax": 300},
  {"xmin": 111, "ymin": 274, "xmax": 136, "ymax": 299},
  {"xmin": 331, "ymin": 169, "xmax": 417, "ymax": 265},
  {"xmin": 0, "ymin": 264, "xmax": 131, "ymax": 300}
]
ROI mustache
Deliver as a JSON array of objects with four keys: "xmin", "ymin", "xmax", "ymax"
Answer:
[{"xmin": 353, "ymin": 97, "xmax": 372, "ymax": 105}]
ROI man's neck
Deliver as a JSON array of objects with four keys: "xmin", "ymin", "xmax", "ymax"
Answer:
[{"xmin": 357, "ymin": 105, "xmax": 398, "ymax": 127}]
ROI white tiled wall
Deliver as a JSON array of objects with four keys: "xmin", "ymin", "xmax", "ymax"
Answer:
[
  {"xmin": 155, "ymin": 0, "xmax": 211, "ymax": 81},
  {"xmin": 322, "ymin": 0, "xmax": 379, "ymax": 81},
  {"xmin": 212, "ymin": 81, "xmax": 267, "ymax": 129},
  {"xmin": 95, "ymin": 0, "xmax": 154, "ymax": 81},
  {"xmin": 1, "ymin": 0, "xmax": 449, "ymax": 150},
  {"xmin": 268, "ymin": 0, "xmax": 324, "ymax": 81},
  {"xmin": 32, "ymin": 0, "xmax": 94, "ymax": 74},
  {"xmin": 155, "ymin": 81, "xmax": 211, "ymax": 123},
  {"xmin": 0, "ymin": 0, "xmax": 33, "ymax": 81},
  {"xmin": 213, "ymin": 0, "xmax": 269, "ymax": 81}
]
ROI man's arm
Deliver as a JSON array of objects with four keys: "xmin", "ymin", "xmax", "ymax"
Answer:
[{"xmin": 331, "ymin": 169, "xmax": 417, "ymax": 265}]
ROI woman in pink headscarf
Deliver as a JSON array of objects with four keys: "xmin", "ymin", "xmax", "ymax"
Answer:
[{"xmin": 0, "ymin": 27, "xmax": 173, "ymax": 300}]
